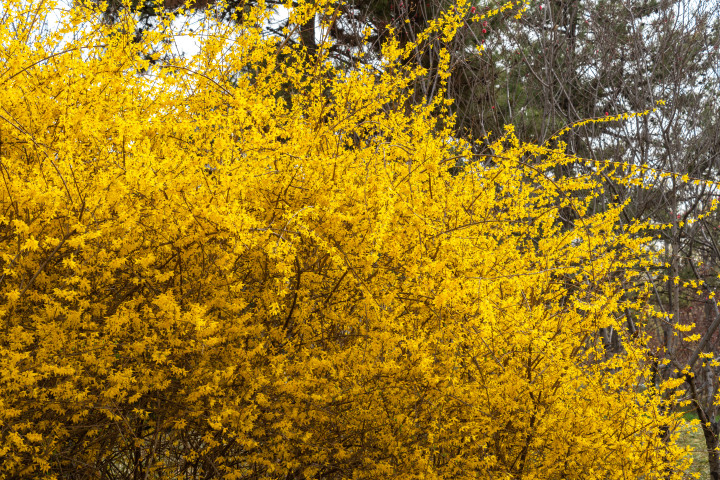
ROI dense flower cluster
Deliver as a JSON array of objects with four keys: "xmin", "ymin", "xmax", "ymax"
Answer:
[{"xmin": 0, "ymin": 0, "xmax": 690, "ymax": 478}]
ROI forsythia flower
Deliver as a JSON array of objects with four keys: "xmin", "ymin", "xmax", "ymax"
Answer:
[{"xmin": 0, "ymin": 0, "xmax": 690, "ymax": 478}]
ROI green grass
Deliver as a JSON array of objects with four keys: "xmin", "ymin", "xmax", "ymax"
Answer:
[{"xmin": 677, "ymin": 414, "xmax": 710, "ymax": 480}]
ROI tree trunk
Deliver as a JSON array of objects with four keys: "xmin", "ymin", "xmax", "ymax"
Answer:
[
  {"xmin": 300, "ymin": 9, "xmax": 316, "ymax": 57},
  {"xmin": 688, "ymin": 375, "xmax": 720, "ymax": 480}
]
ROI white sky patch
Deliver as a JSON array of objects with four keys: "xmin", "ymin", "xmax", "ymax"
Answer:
[{"xmin": 165, "ymin": 3, "xmax": 310, "ymax": 59}]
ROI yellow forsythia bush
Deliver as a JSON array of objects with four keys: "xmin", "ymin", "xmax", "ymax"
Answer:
[{"xmin": 0, "ymin": 0, "xmax": 690, "ymax": 478}]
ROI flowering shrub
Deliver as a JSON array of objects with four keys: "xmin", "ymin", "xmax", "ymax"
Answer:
[{"xmin": 0, "ymin": 0, "xmax": 690, "ymax": 478}]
